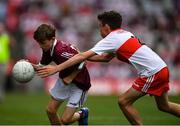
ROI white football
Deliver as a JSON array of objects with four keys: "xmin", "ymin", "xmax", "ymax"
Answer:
[{"xmin": 12, "ymin": 60, "xmax": 35, "ymax": 83}]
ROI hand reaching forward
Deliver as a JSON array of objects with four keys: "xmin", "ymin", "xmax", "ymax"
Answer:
[{"xmin": 36, "ymin": 65, "xmax": 58, "ymax": 78}]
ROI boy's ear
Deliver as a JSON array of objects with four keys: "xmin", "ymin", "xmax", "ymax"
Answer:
[{"xmin": 105, "ymin": 24, "xmax": 111, "ymax": 32}]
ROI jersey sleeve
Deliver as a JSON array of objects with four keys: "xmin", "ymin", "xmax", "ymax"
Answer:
[{"xmin": 90, "ymin": 35, "xmax": 116, "ymax": 55}]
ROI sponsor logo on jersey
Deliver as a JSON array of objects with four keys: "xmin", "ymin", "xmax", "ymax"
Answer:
[{"xmin": 61, "ymin": 52, "xmax": 74, "ymax": 59}]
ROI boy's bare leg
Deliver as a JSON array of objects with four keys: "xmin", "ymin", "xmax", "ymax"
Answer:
[
  {"xmin": 60, "ymin": 107, "xmax": 81, "ymax": 124},
  {"xmin": 118, "ymin": 87, "xmax": 145, "ymax": 125},
  {"xmin": 46, "ymin": 97, "xmax": 82, "ymax": 125},
  {"xmin": 154, "ymin": 92, "xmax": 180, "ymax": 117},
  {"xmin": 46, "ymin": 97, "xmax": 63, "ymax": 125}
]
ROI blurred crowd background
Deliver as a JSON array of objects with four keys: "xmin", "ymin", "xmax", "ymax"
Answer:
[{"xmin": 0, "ymin": 0, "xmax": 180, "ymax": 96}]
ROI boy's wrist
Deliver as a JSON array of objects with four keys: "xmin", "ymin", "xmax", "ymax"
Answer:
[{"xmin": 55, "ymin": 65, "xmax": 59, "ymax": 73}]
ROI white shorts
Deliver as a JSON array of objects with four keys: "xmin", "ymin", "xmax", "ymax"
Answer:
[{"xmin": 49, "ymin": 78, "xmax": 87, "ymax": 108}]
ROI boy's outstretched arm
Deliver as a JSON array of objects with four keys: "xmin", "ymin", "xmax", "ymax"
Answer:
[
  {"xmin": 87, "ymin": 52, "xmax": 114, "ymax": 62},
  {"xmin": 36, "ymin": 50, "xmax": 96, "ymax": 78}
]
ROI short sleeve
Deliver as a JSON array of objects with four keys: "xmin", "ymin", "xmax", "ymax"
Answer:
[{"xmin": 90, "ymin": 35, "xmax": 116, "ymax": 55}]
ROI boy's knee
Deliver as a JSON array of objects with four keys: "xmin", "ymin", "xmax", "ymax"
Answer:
[
  {"xmin": 157, "ymin": 104, "xmax": 169, "ymax": 112},
  {"xmin": 46, "ymin": 106, "xmax": 57, "ymax": 115},
  {"xmin": 60, "ymin": 116, "xmax": 71, "ymax": 125},
  {"xmin": 118, "ymin": 95, "xmax": 135, "ymax": 108},
  {"xmin": 118, "ymin": 96, "xmax": 127, "ymax": 107}
]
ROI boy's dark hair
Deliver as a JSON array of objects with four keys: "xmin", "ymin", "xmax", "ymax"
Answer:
[
  {"xmin": 33, "ymin": 24, "xmax": 56, "ymax": 43},
  {"xmin": 97, "ymin": 10, "xmax": 122, "ymax": 30}
]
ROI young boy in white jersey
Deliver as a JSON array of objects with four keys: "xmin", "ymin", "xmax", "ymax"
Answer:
[{"xmin": 36, "ymin": 11, "xmax": 180, "ymax": 125}]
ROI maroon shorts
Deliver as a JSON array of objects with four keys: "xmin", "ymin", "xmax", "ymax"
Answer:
[{"xmin": 132, "ymin": 67, "xmax": 170, "ymax": 96}]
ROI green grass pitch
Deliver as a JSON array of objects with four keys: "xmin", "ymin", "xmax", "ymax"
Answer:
[{"xmin": 0, "ymin": 92, "xmax": 179, "ymax": 125}]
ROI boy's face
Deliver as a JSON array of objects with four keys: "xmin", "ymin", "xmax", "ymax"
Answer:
[
  {"xmin": 98, "ymin": 20, "xmax": 111, "ymax": 38},
  {"xmin": 38, "ymin": 39, "xmax": 54, "ymax": 52}
]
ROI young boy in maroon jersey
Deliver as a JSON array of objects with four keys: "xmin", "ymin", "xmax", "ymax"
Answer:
[{"xmin": 32, "ymin": 24, "xmax": 90, "ymax": 125}]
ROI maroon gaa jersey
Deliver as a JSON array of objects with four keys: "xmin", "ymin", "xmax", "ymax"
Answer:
[{"xmin": 40, "ymin": 40, "xmax": 91, "ymax": 91}]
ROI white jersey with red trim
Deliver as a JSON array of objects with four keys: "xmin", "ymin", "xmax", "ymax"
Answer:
[{"xmin": 90, "ymin": 29, "xmax": 167, "ymax": 77}]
